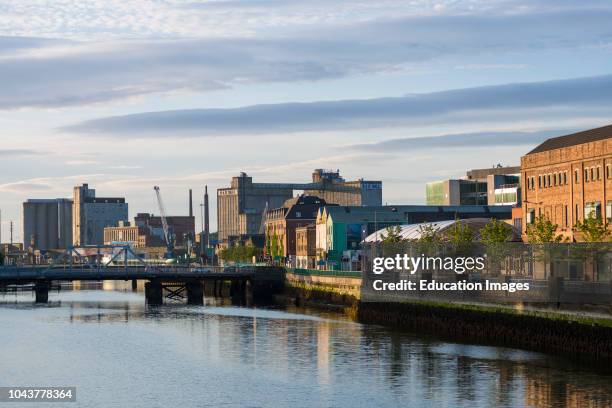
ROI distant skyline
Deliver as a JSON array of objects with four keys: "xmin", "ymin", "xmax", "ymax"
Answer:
[{"xmin": 2, "ymin": 0, "xmax": 612, "ymax": 242}]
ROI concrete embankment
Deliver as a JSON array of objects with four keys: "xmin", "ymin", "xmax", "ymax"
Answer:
[{"xmin": 282, "ymin": 270, "xmax": 612, "ymax": 364}]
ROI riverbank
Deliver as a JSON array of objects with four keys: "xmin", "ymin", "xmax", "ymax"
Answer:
[{"xmin": 282, "ymin": 271, "xmax": 612, "ymax": 365}]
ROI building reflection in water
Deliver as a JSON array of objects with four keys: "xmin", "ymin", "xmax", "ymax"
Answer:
[{"xmin": 3, "ymin": 287, "xmax": 612, "ymax": 407}]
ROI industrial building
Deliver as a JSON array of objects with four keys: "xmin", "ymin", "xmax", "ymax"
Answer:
[
  {"xmin": 426, "ymin": 165, "xmax": 520, "ymax": 206},
  {"xmin": 72, "ymin": 184, "xmax": 128, "ymax": 246},
  {"xmin": 521, "ymin": 124, "xmax": 612, "ymax": 241},
  {"xmin": 217, "ymin": 169, "xmax": 382, "ymax": 242},
  {"xmin": 22, "ymin": 198, "xmax": 73, "ymax": 250},
  {"xmin": 134, "ymin": 213, "xmax": 195, "ymax": 247},
  {"xmin": 103, "ymin": 221, "xmax": 164, "ymax": 248}
]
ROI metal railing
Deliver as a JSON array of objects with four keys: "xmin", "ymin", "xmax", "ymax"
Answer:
[{"xmin": 287, "ymin": 268, "xmax": 362, "ymax": 278}]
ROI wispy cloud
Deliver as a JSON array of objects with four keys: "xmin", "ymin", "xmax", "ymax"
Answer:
[
  {"xmin": 62, "ymin": 75, "xmax": 612, "ymax": 137},
  {"xmin": 345, "ymin": 129, "xmax": 568, "ymax": 152},
  {"xmin": 0, "ymin": 148, "xmax": 42, "ymax": 157},
  {"xmin": 1, "ymin": 7, "xmax": 612, "ymax": 109}
]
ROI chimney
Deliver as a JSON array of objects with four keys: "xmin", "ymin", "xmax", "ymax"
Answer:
[
  {"xmin": 189, "ymin": 189, "xmax": 193, "ymax": 218},
  {"xmin": 204, "ymin": 185, "xmax": 210, "ymax": 248}
]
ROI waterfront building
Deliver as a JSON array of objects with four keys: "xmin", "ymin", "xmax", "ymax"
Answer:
[
  {"xmin": 217, "ymin": 169, "xmax": 382, "ymax": 243},
  {"xmin": 264, "ymin": 196, "xmax": 329, "ymax": 266},
  {"xmin": 316, "ymin": 204, "xmax": 512, "ymax": 270},
  {"xmin": 295, "ymin": 224, "xmax": 316, "ymax": 269},
  {"xmin": 521, "ymin": 124, "xmax": 612, "ymax": 242},
  {"xmin": 22, "ymin": 198, "xmax": 73, "ymax": 250},
  {"xmin": 426, "ymin": 165, "xmax": 520, "ymax": 206},
  {"xmin": 72, "ymin": 184, "xmax": 128, "ymax": 246},
  {"xmin": 134, "ymin": 213, "xmax": 195, "ymax": 247},
  {"xmin": 103, "ymin": 221, "xmax": 164, "ymax": 248}
]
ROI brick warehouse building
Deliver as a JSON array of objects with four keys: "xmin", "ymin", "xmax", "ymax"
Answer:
[{"xmin": 521, "ymin": 125, "xmax": 612, "ymax": 242}]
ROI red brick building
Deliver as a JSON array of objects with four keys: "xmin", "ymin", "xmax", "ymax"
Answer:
[{"xmin": 521, "ymin": 125, "xmax": 612, "ymax": 242}]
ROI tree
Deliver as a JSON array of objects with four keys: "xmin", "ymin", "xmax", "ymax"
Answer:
[
  {"xmin": 480, "ymin": 218, "xmax": 512, "ymax": 244},
  {"xmin": 444, "ymin": 220, "xmax": 474, "ymax": 256},
  {"xmin": 480, "ymin": 218, "xmax": 513, "ymax": 276},
  {"xmin": 575, "ymin": 213, "xmax": 610, "ymax": 242},
  {"xmin": 219, "ymin": 244, "xmax": 262, "ymax": 263},
  {"xmin": 526, "ymin": 215, "xmax": 565, "ymax": 243},
  {"xmin": 381, "ymin": 225, "xmax": 403, "ymax": 244}
]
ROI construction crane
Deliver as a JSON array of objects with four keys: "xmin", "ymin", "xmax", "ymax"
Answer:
[{"xmin": 153, "ymin": 186, "xmax": 174, "ymax": 259}]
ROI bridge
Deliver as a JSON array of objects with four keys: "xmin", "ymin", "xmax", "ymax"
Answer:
[{"xmin": 0, "ymin": 245, "xmax": 284, "ymax": 305}]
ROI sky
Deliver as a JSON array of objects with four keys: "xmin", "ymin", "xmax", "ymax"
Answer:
[{"xmin": 1, "ymin": 0, "xmax": 612, "ymax": 242}]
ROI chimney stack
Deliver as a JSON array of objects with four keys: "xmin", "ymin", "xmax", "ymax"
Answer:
[
  {"xmin": 204, "ymin": 185, "xmax": 210, "ymax": 248},
  {"xmin": 189, "ymin": 189, "xmax": 193, "ymax": 218}
]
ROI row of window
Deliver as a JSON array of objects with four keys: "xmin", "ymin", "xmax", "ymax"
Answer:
[
  {"xmin": 526, "ymin": 201, "xmax": 612, "ymax": 227},
  {"xmin": 526, "ymin": 164, "xmax": 612, "ymax": 191},
  {"xmin": 526, "ymin": 171, "xmax": 568, "ymax": 190}
]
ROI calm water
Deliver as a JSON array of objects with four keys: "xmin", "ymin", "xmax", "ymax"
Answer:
[{"xmin": 1, "ymin": 283, "xmax": 611, "ymax": 408}]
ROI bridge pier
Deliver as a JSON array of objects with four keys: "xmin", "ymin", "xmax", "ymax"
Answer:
[
  {"xmin": 145, "ymin": 281, "xmax": 163, "ymax": 305},
  {"xmin": 186, "ymin": 282, "xmax": 204, "ymax": 305},
  {"xmin": 131, "ymin": 279, "xmax": 138, "ymax": 291},
  {"xmin": 34, "ymin": 281, "xmax": 50, "ymax": 303}
]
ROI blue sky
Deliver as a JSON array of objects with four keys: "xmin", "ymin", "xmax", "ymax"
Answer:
[{"xmin": 1, "ymin": 0, "xmax": 612, "ymax": 242}]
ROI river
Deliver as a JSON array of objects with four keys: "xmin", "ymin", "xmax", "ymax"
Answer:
[{"xmin": 1, "ymin": 282, "xmax": 611, "ymax": 408}]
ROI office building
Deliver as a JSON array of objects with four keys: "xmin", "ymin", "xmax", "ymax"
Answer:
[
  {"xmin": 521, "ymin": 124, "xmax": 612, "ymax": 241},
  {"xmin": 426, "ymin": 165, "xmax": 520, "ymax": 206},
  {"xmin": 22, "ymin": 198, "xmax": 73, "ymax": 250},
  {"xmin": 217, "ymin": 169, "xmax": 382, "ymax": 242},
  {"xmin": 72, "ymin": 184, "xmax": 128, "ymax": 246}
]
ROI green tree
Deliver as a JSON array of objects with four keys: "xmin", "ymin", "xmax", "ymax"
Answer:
[
  {"xmin": 271, "ymin": 232, "xmax": 279, "ymax": 259},
  {"xmin": 525, "ymin": 215, "xmax": 566, "ymax": 279},
  {"xmin": 480, "ymin": 218, "xmax": 513, "ymax": 276},
  {"xmin": 381, "ymin": 225, "xmax": 403, "ymax": 244},
  {"xmin": 480, "ymin": 218, "xmax": 512, "ymax": 244},
  {"xmin": 575, "ymin": 213, "xmax": 610, "ymax": 242},
  {"xmin": 444, "ymin": 220, "xmax": 474, "ymax": 256},
  {"xmin": 413, "ymin": 224, "xmax": 443, "ymax": 257},
  {"xmin": 526, "ymin": 215, "xmax": 564, "ymax": 243}
]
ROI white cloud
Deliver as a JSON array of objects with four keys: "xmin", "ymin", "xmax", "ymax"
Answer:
[
  {"xmin": 63, "ymin": 75, "xmax": 612, "ymax": 137},
  {"xmin": 0, "ymin": 7, "xmax": 612, "ymax": 109}
]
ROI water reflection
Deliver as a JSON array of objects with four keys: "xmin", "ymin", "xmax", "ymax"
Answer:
[{"xmin": 0, "ymin": 286, "xmax": 611, "ymax": 408}]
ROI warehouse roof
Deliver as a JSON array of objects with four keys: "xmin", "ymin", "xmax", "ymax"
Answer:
[{"xmin": 527, "ymin": 124, "xmax": 612, "ymax": 155}]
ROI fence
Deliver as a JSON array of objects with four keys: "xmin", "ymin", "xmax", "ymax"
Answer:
[{"xmin": 360, "ymin": 242, "xmax": 612, "ymax": 305}]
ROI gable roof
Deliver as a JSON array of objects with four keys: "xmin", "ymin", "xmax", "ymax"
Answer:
[{"xmin": 527, "ymin": 124, "xmax": 612, "ymax": 155}]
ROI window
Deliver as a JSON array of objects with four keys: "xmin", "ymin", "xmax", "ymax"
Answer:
[
  {"xmin": 590, "ymin": 167, "xmax": 595, "ymax": 181},
  {"xmin": 564, "ymin": 205, "xmax": 569, "ymax": 227},
  {"xmin": 596, "ymin": 166, "xmax": 601, "ymax": 180},
  {"xmin": 527, "ymin": 209, "xmax": 535, "ymax": 224},
  {"xmin": 575, "ymin": 169, "xmax": 580, "ymax": 184},
  {"xmin": 584, "ymin": 201, "xmax": 601, "ymax": 219},
  {"xmin": 585, "ymin": 169, "xmax": 589, "ymax": 182},
  {"xmin": 547, "ymin": 174, "xmax": 551, "ymax": 187},
  {"xmin": 607, "ymin": 201, "xmax": 612, "ymax": 223},
  {"xmin": 607, "ymin": 165, "xmax": 611, "ymax": 179},
  {"xmin": 538, "ymin": 175, "xmax": 542, "ymax": 188},
  {"xmin": 564, "ymin": 171, "xmax": 568, "ymax": 185},
  {"xmin": 575, "ymin": 204, "xmax": 580, "ymax": 222},
  {"xmin": 553, "ymin": 173, "xmax": 558, "ymax": 186},
  {"xmin": 295, "ymin": 211, "xmax": 301, "ymax": 218}
]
